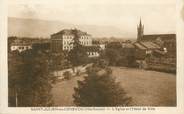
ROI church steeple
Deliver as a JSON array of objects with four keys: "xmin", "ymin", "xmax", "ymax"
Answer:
[
  {"xmin": 137, "ymin": 18, "xmax": 144, "ymax": 41},
  {"xmin": 139, "ymin": 19, "xmax": 142, "ymax": 26}
]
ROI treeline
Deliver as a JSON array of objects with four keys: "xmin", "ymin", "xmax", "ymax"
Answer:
[
  {"xmin": 100, "ymin": 42, "xmax": 137, "ymax": 67},
  {"xmin": 8, "ymin": 49, "xmax": 56, "ymax": 107}
]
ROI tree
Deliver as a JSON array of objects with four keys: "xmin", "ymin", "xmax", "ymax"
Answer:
[
  {"xmin": 125, "ymin": 48, "xmax": 136, "ymax": 67},
  {"xmin": 95, "ymin": 59, "xmax": 109, "ymax": 69},
  {"xmin": 8, "ymin": 36, "xmax": 17, "ymax": 52},
  {"xmin": 51, "ymin": 52, "xmax": 68, "ymax": 71},
  {"xmin": 106, "ymin": 42, "xmax": 122, "ymax": 49},
  {"xmin": 8, "ymin": 51, "xmax": 23, "ymax": 106},
  {"xmin": 100, "ymin": 48, "xmax": 121, "ymax": 66},
  {"xmin": 8, "ymin": 49, "xmax": 54, "ymax": 106},
  {"xmin": 73, "ymin": 66, "xmax": 132, "ymax": 106},
  {"xmin": 63, "ymin": 71, "xmax": 72, "ymax": 80},
  {"xmin": 67, "ymin": 29, "xmax": 89, "ymax": 71}
]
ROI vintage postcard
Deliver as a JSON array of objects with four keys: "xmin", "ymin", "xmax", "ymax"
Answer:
[{"xmin": 0, "ymin": 0, "xmax": 184, "ymax": 114}]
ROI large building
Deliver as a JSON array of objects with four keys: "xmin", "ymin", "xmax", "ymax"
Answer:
[{"xmin": 51, "ymin": 29, "xmax": 92, "ymax": 52}]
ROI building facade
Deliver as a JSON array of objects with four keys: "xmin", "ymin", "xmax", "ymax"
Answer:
[
  {"xmin": 85, "ymin": 46, "xmax": 100, "ymax": 58},
  {"xmin": 51, "ymin": 29, "xmax": 92, "ymax": 52}
]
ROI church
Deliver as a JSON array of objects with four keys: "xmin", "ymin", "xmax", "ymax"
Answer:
[{"xmin": 134, "ymin": 19, "xmax": 176, "ymax": 59}]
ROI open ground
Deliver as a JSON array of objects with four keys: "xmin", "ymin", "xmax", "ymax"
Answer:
[{"xmin": 51, "ymin": 67, "xmax": 176, "ymax": 106}]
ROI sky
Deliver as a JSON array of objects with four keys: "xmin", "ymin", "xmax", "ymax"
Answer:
[
  {"xmin": 8, "ymin": 0, "xmax": 176, "ymax": 38},
  {"xmin": 182, "ymin": 0, "xmax": 184, "ymax": 21}
]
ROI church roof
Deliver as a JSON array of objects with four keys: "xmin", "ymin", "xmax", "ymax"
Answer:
[
  {"xmin": 141, "ymin": 34, "xmax": 176, "ymax": 41},
  {"xmin": 85, "ymin": 46, "xmax": 100, "ymax": 52}
]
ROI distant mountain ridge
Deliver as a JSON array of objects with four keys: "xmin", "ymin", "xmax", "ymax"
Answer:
[{"xmin": 8, "ymin": 17, "xmax": 132, "ymax": 39}]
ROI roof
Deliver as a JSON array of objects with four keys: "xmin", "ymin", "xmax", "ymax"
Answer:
[
  {"xmin": 11, "ymin": 42, "xmax": 31, "ymax": 46},
  {"xmin": 140, "ymin": 41, "xmax": 160, "ymax": 49},
  {"xmin": 51, "ymin": 29, "xmax": 91, "ymax": 36},
  {"xmin": 141, "ymin": 34, "xmax": 176, "ymax": 41},
  {"xmin": 134, "ymin": 41, "xmax": 160, "ymax": 50},
  {"xmin": 134, "ymin": 42, "xmax": 147, "ymax": 50},
  {"xmin": 154, "ymin": 49, "xmax": 166, "ymax": 55},
  {"xmin": 85, "ymin": 46, "xmax": 100, "ymax": 52}
]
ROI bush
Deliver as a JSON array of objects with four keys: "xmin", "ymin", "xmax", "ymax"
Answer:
[{"xmin": 100, "ymin": 48, "xmax": 136, "ymax": 67}]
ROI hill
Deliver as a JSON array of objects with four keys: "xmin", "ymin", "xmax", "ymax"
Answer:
[{"xmin": 8, "ymin": 17, "xmax": 131, "ymax": 38}]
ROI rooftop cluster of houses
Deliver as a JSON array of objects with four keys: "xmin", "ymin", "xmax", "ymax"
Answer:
[
  {"xmin": 9, "ymin": 37, "xmax": 50, "ymax": 52},
  {"xmin": 9, "ymin": 19, "xmax": 176, "ymax": 60}
]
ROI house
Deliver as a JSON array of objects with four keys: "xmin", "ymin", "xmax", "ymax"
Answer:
[
  {"xmin": 134, "ymin": 41, "xmax": 161, "ymax": 60},
  {"xmin": 85, "ymin": 46, "xmax": 100, "ymax": 58},
  {"xmin": 10, "ymin": 43, "xmax": 32, "ymax": 52},
  {"xmin": 92, "ymin": 40, "xmax": 106, "ymax": 50}
]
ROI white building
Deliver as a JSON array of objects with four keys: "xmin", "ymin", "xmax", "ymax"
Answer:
[
  {"xmin": 85, "ymin": 46, "xmax": 100, "ymax": 58},
  {"xmin": 51, "ymin": 29, "xmax": 92, "ymax": 52},
  {"xmin": 10, "ymin": 43, "xmax": 32, "ymax": 52},
  {"xmin": 99, "ymin": 44, "xmax": 106, "ymax": 50}
]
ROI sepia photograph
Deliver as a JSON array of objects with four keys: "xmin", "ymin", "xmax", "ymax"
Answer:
[{"xmin": 6, "ymin": 0, "xmax": 177, "ymax": 107}]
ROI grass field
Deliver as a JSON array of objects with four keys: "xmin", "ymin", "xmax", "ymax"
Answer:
[{"xmin": 51, "ymin": 67, "xmax": 176, "ymax": 106}]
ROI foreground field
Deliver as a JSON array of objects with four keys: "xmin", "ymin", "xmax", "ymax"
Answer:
[{"xmin": 51, "ymin": 67, "xmax": 176, "ymax": 106}]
